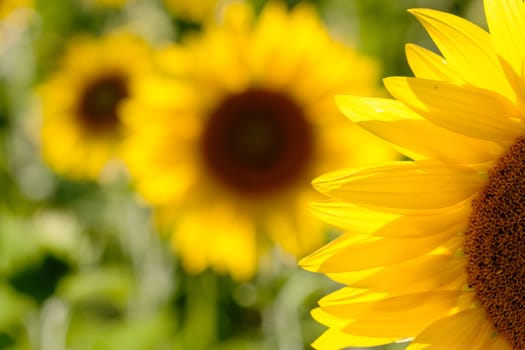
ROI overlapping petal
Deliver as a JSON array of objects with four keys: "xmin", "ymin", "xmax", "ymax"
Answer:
[
  {"xmin": 408, "ymin": 308, "xmax": 510, "ymax": 350},
  {"xmin": 350, "ymin": 254, "xmax": 465, "ymax": 293},
  {"xmin": 484, "ymin": 0, "xmax": 525, "ymax": 83},
  {"xmin": 336, "ymin": 95, "xmax": 504, "ymax": 162},
  {"xmin": 405, "ymin": 43, "xmax": 461, "ymax": 83},
  {"xmin": 320, "ymin": 291, "xmax": 463, "ymax": 338},
  {"xmin": 301, "ymin": 230, "xmax": 456, "ymax": 273},
  {"xmin": 311, "ymin": 309, "xmax": 398, "ymax": 348},
  {"xmin": 313, "ymin": 160, "xmax": 483, "ymax": 211},
  {"xmin": 409, "ymin": 8, "xmax": 515, "ymax": 101},
  {"xmin": 309, "ymin": 201, "xmax": 398, "ymax": 234},
  {"xmin": 385, "ymin": 77, "xmax": 524, "ymax": 142}
]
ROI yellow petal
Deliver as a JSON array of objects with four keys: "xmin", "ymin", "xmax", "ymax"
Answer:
[
  {"xmin": 324, "ymin": 268, "xmax": 383, "ymax": 287},
  {"xmin": 323, "ymin": 291, "xmax": 463, "ymax": 338},
  {"xmin": 311, "ymin": 309, "xmax": 397, "ymax": 349},
  {"xmin": 407, "ymin": 308, "xmax": 510, "ymax": 350},
  {"xmin": 173, "ymin": 204, "xmax": 257, "ymax": 281},
  {"xmin": 385, "ymin": 77, "xmax": 523, "ymax": 142},
  {"xmin": 249, "ymin": 1, "xmax": 287, "ymax": 80},
  {"xmin": 319, "ymin": 286, "xmax": 370, "ymax": 305},
  {"xmin": 302, "ymin": 229, "xmax": 455, "ymax": 273},
  {"xmin": 351, "ymin": 254, "xmax": 465, "ymax": 294},
  {"xmin": 483, "ymin": 0, "xmax": 525, "ymax": 115},
  {"xmin": 299, "ymin": 231, "xmax": 375, "ymax": 272},
  {"xmin": 408, "ymin": 8, "xmax": 515, "ymax": 100},
  {"xmin": 336, "ymin": 95, "xmax": 503, "ymax": 163},
  {"xmin": 484, "ymin": 0, "xmax": 525, "ymax": 82},
  {"xmin": 220, "ymin": 0, "xmax": 254, "ymax": 35},
  {"xmin": 374, "ymin": 204, "xmax": 470, "ymax": 238},
  {"xmin": 209, "ymin": 212, "xmax": 257, "ymax": 282},
  {"xmin": 313, "ymin": 160, "xmax": 483, "ymax": 211},
  {"xmin": 135, "ymin": 163, "xmax": 198, "ymax": 205},
  {"xmin": 129, "ymin": 75, "xmax": 196, "ymax": 110},
  {"xmin": 310, "ymin": 201, "xmax": 398, "ymax": 234},
  {"xmin": 405, "ymin": 44, "xmax": 461, "ymax": 82}
]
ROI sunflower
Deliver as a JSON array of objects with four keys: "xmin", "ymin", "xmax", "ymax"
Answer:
[
  {"xmin": 300, "ymin": 1, "xmax": 525, "ymax": 349},
  {"xmin": 122, "ymin": 1, "xmax": 397, "ymax": 281},
  {"xmin": 39, "ymin": 32, "xmax": 151, "ymax": 180}
]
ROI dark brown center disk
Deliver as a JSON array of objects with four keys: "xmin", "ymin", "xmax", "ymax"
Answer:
[
  {"xmin": 77, "ymin": 74, "xmax": 129, "ymax": 133},
  {"xmin": 465, "ymin": 136, "xmax": 525, "ymax": 349},
  {"xmin": 200, "ymin": 88, "xmax": 313, "ymax": 196}
]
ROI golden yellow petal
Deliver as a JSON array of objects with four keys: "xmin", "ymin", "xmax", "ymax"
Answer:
[
  {"xmin": 407, "ymin": 308, "xmax": 511, "ymax": 350},
  {"xmin": 408, "ymin": 8, "xmax": 515, "ymax": 101},
  {"xmin": 299, "ymin": 231, "xmax": 373, "ymax": 273},
  {"xmin": 310, "ymin": 199, "xmax": 469, "ymax": 239},
  {"xmin": 324, "ymin": 268, "xmax": 382, "ymax": 287},
  {"xmin": 196, "ymin": 30, "xmax": 250, "ymax": 93},
  {"xmin": 313, "ymin": 160, "xmax": 483, "ymax": 211},
  {"xmin": 220, "ymin": 0, "xmax": 254, "ymax": 33},
  {"xmin": 310, "ymin": 201, "xmax": 398, "ymax": 234},
  {"xmin": 154, "ymin": 45, "xmax": 194, "ymax": 77},
  {"xmin": 405, "ymin": 44, "xmax": 461, "ymax": 82},
  {"xmin": 483, "ymin": 0, "xmax": 525, "ymax": 115},
  {"xmin": 373, "ymin": 203, "xmax": 469, "ymax": 238},
  {"xmin": 173, "ymin": 204, "xmax": 257, "ymax": 281},
  {"xmin": 311, "ymin": 309, "xmax": 397, "ymax": 349},
  {"xmin": 171, "ymin": 212, "xmax": 208, "ymax": 274},
  {"xmin": 323, "ymin": 291, "xmax": 463, "ymax": 338},
  {"xmin": 385, "ymin": 77, "xmax": 523, "ymax": 142},
  {"xmin": 302, "ymin": 229, "xmax": 456, "ymax": 273},
  {"xmin": 249, "ymin": 1, "xmax": 291, "ymax": 86},
  {"xmin": 484, "ymin": 0, "xmax": 525, "ymax": 83},
  {"xmin": 318, "ymin": 286, "xmax": 370, "ymax": 306},
  {"xmin": 351, "ymin": 254, "xmax": 465, "ymax": 294},
  {"xmin": 136, "ymin": 163, "xmax": 198, "ymax": 205},
  {"xmin": 336, "ymin": 95, "xmax": 504, "ymax": 163},
  {"xmin": 129, "ymin": 75, "xmax": 196, "ymax": 110},
  {"xmin": 209, "ymin": 218, "xmax": 257, "ymax": 282}
]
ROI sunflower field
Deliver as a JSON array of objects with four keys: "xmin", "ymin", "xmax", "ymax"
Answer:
[{"xmin": 3, "ymin": 1, "xmax": 520, "ymax": 350}]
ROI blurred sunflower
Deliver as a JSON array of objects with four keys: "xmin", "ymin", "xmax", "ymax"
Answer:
[
  {"xmin": 301, "ymin": 1, "xmax": 525, "ymax": 349},
  {"xmin": 123, "ymin": 1, "xmax": 396, "ymax": 281},
  {"xmin": 39, "ymin": 32, "xmax": 151, "ymax": 180}
]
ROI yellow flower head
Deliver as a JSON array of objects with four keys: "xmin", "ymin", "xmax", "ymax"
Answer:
[
  {"xmin": 123, "ymin": 1, "xmax": 396, "ymax": 281},
  {"xmin": 39, "ymin": 32, "xmax": 151, "ymax": 180},
  {"xmin": 301, "ymin": 1, "xmax": 525, "ymax": 349}
]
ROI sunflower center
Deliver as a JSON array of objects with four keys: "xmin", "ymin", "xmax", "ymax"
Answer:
[
  {"xmin": 200, "ymin": 88, "xmax": 313, "ymax": 196},
  {"xmin": 465, "ymin": 136, "xmax": 525, "ymax": 349},
  {"xmin": 77, "ymin": 74, "xmax": 129, "ymax": 133}
]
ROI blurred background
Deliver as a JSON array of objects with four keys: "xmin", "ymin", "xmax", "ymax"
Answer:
[{"xmin": 0, "ymin": 0, "xmax": 483, "ymax": 349}]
